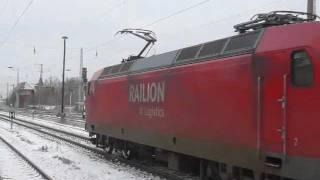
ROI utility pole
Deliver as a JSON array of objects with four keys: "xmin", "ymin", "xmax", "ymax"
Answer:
[
  {"xmin": 35, "ymin": 64, "xmax": 43, "ymax": 85},
  {"xmin": 78, "ymin": 48, "xmax": 83, "ymax": 111},
  {"xmin": 70, "ymin": 90, "xmax": 73, "ymax": 113},
  {"xmin": 40, "ymin": 64, "xmax": 43, "ymax": 82},
  {"xmin": 60, "ymin": 36, "xmax": 68, "ymax": 118},
  {"xmin": 6, "ymin": 82, "xmax": 9, "ymax": 105},
  {"xmin": 17, "ymin": 68, "xmax": 19, "ymax": 86},
  {"xmin": 9, "ymin": 84, "xmax": 14, "ymax": 106},
  {"xmin": 34, "ymin": 64, "xmax": 44, "ymax": 109},
  {"xmin": 307, "ymin": 0, "xmax": 316, "ymax": 15}
]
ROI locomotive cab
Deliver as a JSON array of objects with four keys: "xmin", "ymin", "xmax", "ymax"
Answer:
[
  {"xmin": 254, "ymin": 18, "xmax": 320, "ymax": 179},
  {"xmin": 84, "ymin": 69, "xmax": 103, "ymax": 132}
]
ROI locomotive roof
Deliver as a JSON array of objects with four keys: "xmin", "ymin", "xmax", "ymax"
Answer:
[{"xmin": 99, "ymin": 29, "xmax": 263, "ymax": 79}]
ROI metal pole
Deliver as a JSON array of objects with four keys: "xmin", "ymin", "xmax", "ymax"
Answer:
[
  {"xmin": 38, "ymin": 88, "xmax": 41, "ymax": 109},
  {"xmin": 40, "ymin": 64, "xmax": 43, "ymax": 80},
  {"xmin": 17, "ymin": 68, "xmax": 19, "ymax": 86},
  {"xmin": 35, "ymin": 64, "xmax": 44, "ymax": 85},
  {"xmin": 316, "ymin": 0, "xmax": 318, "ymax": 14},
  {"xmin": 6, "ymin": 82, "xmax": 9, "ymax": 105},
  {"xmin": 61, "ymin": 36, "xmax": 68, "ymax": 117},
  {"xmin": 10, "ymin": 114, "xmax": 13, "ymax": 129},
  {"xmin": 10, "ymin": 84, "xmax": 14, "ymax": 107},
  {"xmin": 79, "ymin": 48, "xmax": 83, "ymax": 111},
  {"xmin": 70, "ymin": 91, "xmax": 72, "ymax": 113},
  {"xmin": 34, "ymin": 64, "xmax": 43, "ymax": 109},
  {"xmin": 307, "ymin": 0, "xmax": 316, "ymax": 15}
]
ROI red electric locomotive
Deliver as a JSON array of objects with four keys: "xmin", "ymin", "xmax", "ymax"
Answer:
[{"xmin": 85, "ymin": 11, "xmax": 320, "ymax": 180}]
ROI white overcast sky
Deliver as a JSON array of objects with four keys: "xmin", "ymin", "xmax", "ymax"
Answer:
[{"xmin": 0, "ymin": 0, "xmax": 317, "ymax": 96}]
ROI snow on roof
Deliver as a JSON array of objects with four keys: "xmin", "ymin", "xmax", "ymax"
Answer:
[{"xmin": 16, "ymin": 82, "xmax": 34, "ymax": 90}]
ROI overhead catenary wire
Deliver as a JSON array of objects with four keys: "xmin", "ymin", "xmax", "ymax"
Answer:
[
  {"xmin": 67, "ymin": 0, "xmax": 128, "ymax": 37},
  {"xmin": 30, "ymin": 0, "xmax": 128, "ymax": 59},
  {"xmin": 97, "ymin": 0, "xmax": 128, "ymax": 20},
  {"xmin": 88, "ymin": 0, "xmax": 300, "ymax": 53},
  {"xmin": 0, "ymin": 0, "xmax": 9, "ymax": 18},
  {"xmin": 59, "ymin": 0, "xmax": 290, "ymax": 63},
  {"xmin": 1, "ymin": 0, "xmax": 303, "ymax": 67},
  {"xmin": 0, "ymin": 0, "xmax": 128, "ymax": 53},
  {"xmin": 142, "ymin": 0, "xmax": 211, "ymax": 28},
  {"xmin": 84, "ymin": 0, "xmax": 212, "ymax": 53},
  {"xmin": 158, "ymin": 0, "xmax": 286, "ymax": 42},
  {"xmin": 1, "ymin": 0, "xmax": 127, "ymax": 56},
  {"xmin": 0, "ymin": 0, "xmax": 307, "ymax": 92},
  {"xmin": 0, "ymin": 0, "xmax": 34, "ymax": 49},
  {"xmin": 83, "ymin": 0, "xmax": 282, "ymax": 59},
  {"xmin": 8, "ymin": 0, "xmax": 267, "ymax": 61},
  {"xmin": 21, "ymin": 0, "xmax": 282, "ymax": 64}
]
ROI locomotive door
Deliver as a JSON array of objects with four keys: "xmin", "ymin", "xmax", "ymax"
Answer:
[{"xmin": 258, "ymin": 53, "xmax": 289, "ymax": 159}]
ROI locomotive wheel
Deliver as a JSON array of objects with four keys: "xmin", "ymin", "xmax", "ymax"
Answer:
[
  {"xmin": 206, "ymin": 163, "xmax": 222, "ymax": 180},
  {"xmin": 95, "ymin": 134, "xmax": 100, "ymax": 147},
  {"xmin": 121, "ymin": 149, "xmax": 133, "ymax": 160},
  {"xmin": 103, "ymin": 137, "xmax": 114, "ymax": 154},
  {"xmin": 105, "ymin": 143, "xmax": 114, "ymax": 154}
]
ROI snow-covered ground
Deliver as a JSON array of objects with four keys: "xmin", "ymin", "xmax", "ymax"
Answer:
[
  {"xmin": 0, "ymin": 114, "xmax": 161, "ymax": 180},
  {"xmin": 0, "ymin": 138, "xmax": 43, "ymax": 180}
]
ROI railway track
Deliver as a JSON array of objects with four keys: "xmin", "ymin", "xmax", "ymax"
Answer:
[
  {"xmin": 16, "ymin": 113, "xmax": 86, "ymax": 132},
  {"xmin": 0, "ymin": 114, "xmax": 90, "ymax": 146},
  {"xmin": 0, "ymin": 135, "xmax": 52, "ymax": 180},
  {"xmin": 0, "ymin": 114, "xmax": 196, "ymax": 180},
  {"xmin": 16, "ymin": 110, "xmax": 85, "ymax": 127}
]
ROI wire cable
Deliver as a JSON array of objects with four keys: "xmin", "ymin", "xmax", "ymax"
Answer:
[
  {"xmin": 68, "ymin": 0, "xmax": 128, "ymax": 37},
  {"xmin": 142, "ymin": 0, "xmax": 211, "ymax": 28},
  {"xmin": 0, "ymin": 0, "xmax": 34, "ymax": 48},
  {"xmin": 85, "ymin": 0, "xmax": 212, "ymax": 52},
  {"xmin": 0, "ymin": 0, "xmax": 8, "ymax": 18},
  {"xmin": 98, "ymin": 0, "xmax": 127, "ymax": 20}
]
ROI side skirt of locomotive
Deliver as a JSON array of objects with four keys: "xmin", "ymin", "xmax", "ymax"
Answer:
[{"xmin": 87, "ymin": 125, "xmax": 304, "ymax": 180}]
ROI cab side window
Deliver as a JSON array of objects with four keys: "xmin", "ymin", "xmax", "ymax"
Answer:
[{"xmin": 291, "ymin": 51, "xmax": 314, "ymax": 87}]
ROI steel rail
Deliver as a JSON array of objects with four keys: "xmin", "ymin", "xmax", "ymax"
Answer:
[
  {"xmin": 0, "ymin": 116, "xmax": 188, "ymax": 180},
  {"xmin": 0, "ymin": 135, "xmax": 52, "ymax": 180},
  {"xmin": 0, "ymin": 114, "xmax": 89, "ymax": 141},
  {"xmin": 17, "ymin": 113, "xmax": 86, "ymax": 132},
  {"xmin": 14, "ymin": 111, "xmax": 85, "ymax": 124}
]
